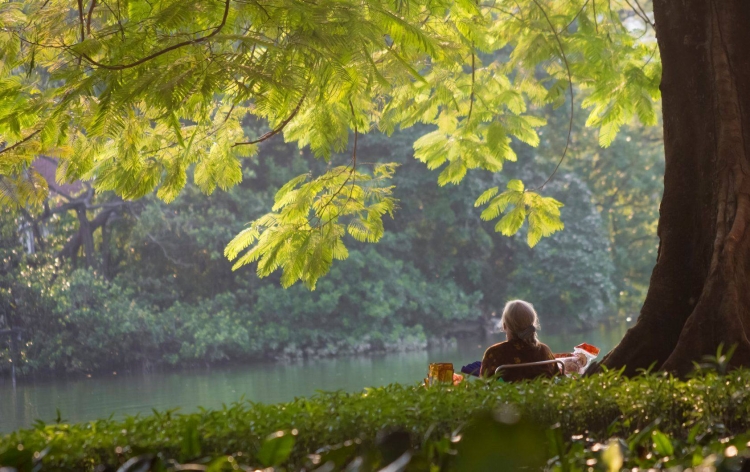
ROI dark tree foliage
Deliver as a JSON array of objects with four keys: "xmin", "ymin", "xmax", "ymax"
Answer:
[{"xmin": 0, "ymin": 107, "xmax": 667, "ymax": 374}]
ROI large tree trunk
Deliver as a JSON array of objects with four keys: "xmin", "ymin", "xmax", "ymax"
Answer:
[{"xmin": 600, "ymin": 0, "xmax": 750, "ymax": 376}]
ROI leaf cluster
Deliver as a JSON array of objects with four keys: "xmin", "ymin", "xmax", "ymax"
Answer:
[
  {"xmin": 474, "ymin": 179, "xmax": 564, "ymax": 247},
  {"xmin": 225, "ymin": 163, "xmax": 397, "ymax": 289}
]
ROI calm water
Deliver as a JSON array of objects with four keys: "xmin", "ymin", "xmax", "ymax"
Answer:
[{"xmin": 0, "ymin": 324, "xmax": 626, "ymax": 433}]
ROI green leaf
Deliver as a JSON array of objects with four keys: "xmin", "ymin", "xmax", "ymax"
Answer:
[
  {"xmin": 180, "ymin": 419, "xmax": 202, "ymax": 459},
  {"xmin": 437, "ymin": 158, "xmax": 467, "ymax": 186},
  {"xmin": 474, "ymin": 187, "xmax": 499, "ymax": 207},
  {"xmin": 601, "ymin": 440, "xmax": 624, "ymax": 472},
  {"xmin": 599, "ymin": 121, "xmax": 620, "ymax": 148},
  {"xmin": 507, "ymin": 179, "xmax": 524, "ymax": 192},
  {"xmin": 485, "ymin": 121, "xmax": 508, "ymax": 155},
  {"xmin": 495, "ymin": 204, "xmax": 525, "ymax": 236},
  {"xmin": 257, "ymin": 431, "xmax": 296, "ymax": 467},
  {"xmin": 652, "ymin": 430, "xmax": 674, "ymax": 457},
  {"xmin": 226, "ymin": 167, "xmax": 395, "ymax": 288}
]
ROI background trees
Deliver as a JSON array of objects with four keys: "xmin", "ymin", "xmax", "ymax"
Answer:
[
  {"xmin": 0, "ymin": 106, "xmax": 662, "ymax": 374},
  {"xmin": 14, "ymin": 0, "xmax": 725, "ymax": 373}
]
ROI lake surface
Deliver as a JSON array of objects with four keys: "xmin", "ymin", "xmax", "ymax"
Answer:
[{"xmin": 0, "ymin": 324, "xmax": 627, "ymax": 433}]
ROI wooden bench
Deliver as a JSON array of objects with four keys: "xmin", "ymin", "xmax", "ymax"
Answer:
[{"xmin": 495, "ymin": 359, "xmax": 566, "ymax": 377}]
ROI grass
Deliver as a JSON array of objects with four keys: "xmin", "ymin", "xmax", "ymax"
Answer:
[{"xmin": 1, "ymin": 369, "xmax": 750, "ymax": 471}]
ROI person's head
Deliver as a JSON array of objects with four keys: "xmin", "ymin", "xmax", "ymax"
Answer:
[{"xmin": 500, "ymin": 300, "xmax": 540, "ymax": 346}]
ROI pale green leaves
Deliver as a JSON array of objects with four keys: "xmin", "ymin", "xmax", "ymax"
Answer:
[
  {"xmin": 0, "ymin": 170, "xmax": 48, "ymax": 208},
  {"xmin": 403, "ymin": 59, "xmax": 546, "ymax": 189},
  {"xmin": 225, "ymin": 163, "xmax": 398, "ymax": 289},
  {"xmin": 475, "ymin": 180, "xmax": 564, "ymax": 247},
  {"xmin": 193, "ymin": 141, "xmax": 245, "ymax": 196},
  {"xmin": 582, "ymin": 59, "xmax": 661, "ymax": 147},
  {"xmin": 413, "ymin": 117, "xmax": 545, "ymax": 187},
  {"xmin": 0, "ymin": 0, "xmax": 662, "ymax": 289}
]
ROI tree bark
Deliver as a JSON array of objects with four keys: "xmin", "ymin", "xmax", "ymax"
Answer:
[
  {"xmin": 599, "ymin": 0, "xmax": 750, "ymax": 376},
  {"xmin": 101, "ymin": 217, "xmax": 111, "ymax": 278},
  {"xmin": 76, "ymin": 207, "xmax": 96, "ymax": 268}
]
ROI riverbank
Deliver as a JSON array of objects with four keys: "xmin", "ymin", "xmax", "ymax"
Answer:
[
  {"xmin": 0, "ymin": 326, "xmax": 627, "ymax": 433},
  {"xmin": 2, "ymin": 369, "xmax": 749, "ymax": 470},
  {"xmin": 2, "ymin": 318, "xmax": 629, "ymax": 381}
]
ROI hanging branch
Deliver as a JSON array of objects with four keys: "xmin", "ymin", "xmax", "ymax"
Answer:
[
  {"xmin": 530, "ymin": 0, "xmax": 575, "ymax": 191},
  {"xmin": 77, "ymin": 0, "xmax": 86, "ymax": 42},
  {"xmin": 315, "ymin": 100, "xmax": 360, "ymax": 229},
  {"xmin": 631, "ymin": 0, "xmax": 654, "ymax": 27},
  {"xmin": 0, "ymin": 130, "xmax": 41, "ymax": 155},
  {"xmin": 86, "ymin": 0, "xmax": 98, "ymax": 35},
  {"xmin": 233, "ymin": 92, "xmax": 308, "ymax": 147},
  {"xmin": 592, "ymin": 0, "xmax": 598, "ymax": 33},
  {"xmin": 564, "ymin": 0, "xmax": 590, "ymax": 31},
  {"xmin": 73, "ymin": 0, "xmax": 231, "ymax": 70},
  {"xmin": 467, "ymin": 45, "xmax": 476, "ymax": 123},
  {"xmin": 622, "ymin": 0, "xmax": 653, "ymax": 29}
]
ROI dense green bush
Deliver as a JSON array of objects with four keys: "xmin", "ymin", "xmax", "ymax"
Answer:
[
  {"xmin": 2, "ymin": 251, "xmax": 479, "ymax": 373},
  {"xmin": 2, "ymin": 370, "xmax": 750, "ymax": 471}
]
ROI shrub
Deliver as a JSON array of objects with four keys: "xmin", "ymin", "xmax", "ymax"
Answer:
[{"xmin": 2, "ymin": 370, "xmax": 750, "ymax": 471}]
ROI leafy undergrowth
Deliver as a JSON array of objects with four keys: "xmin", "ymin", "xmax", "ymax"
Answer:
[{"xmin": 2, "ymin": 369, "xmax": 750, "ymax": 471}]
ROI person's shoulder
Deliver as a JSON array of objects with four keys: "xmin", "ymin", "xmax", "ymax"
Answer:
[
  {"xmin": 536, "ymin": 342, "xmax": 556, "ymax": 359},
  {"xmin": 537, "ymin": 342, "xmax": 554, "ymax": 353},
  {"xmin": 483, "ymin": 341, "xmax": 511, "ymax": 355}
]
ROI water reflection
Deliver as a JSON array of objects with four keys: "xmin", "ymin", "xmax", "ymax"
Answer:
[{"xmin": 0, "ymin": 324, "xmax": 626, "ymax": 433}]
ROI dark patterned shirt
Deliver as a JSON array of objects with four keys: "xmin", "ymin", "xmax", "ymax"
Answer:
[{"xmin": 480, "ymin": 340, "xmax": 557, "ymax": 382}]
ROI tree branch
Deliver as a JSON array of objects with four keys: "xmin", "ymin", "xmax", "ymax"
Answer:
[
  {"xmin": 0, "ymin": 130, "xmax": 41, "ymax": 155},
  {"xmin": 77, "ymin": 0, "xmax": 86, "ymax": 42},
  {"xmin": 74, "ymin": 0, "xmax": 231, "ymax": 70},
  {"xmin": 564, "ymin": 0, "xmax": 590, "ymax": 31},
  {"xmin": 622, "ymin": 0, "xmax": 653, "ymax": 29},
  {"xmin": 531, "ymin": 0, "xmax": 574, "ymax": 191},
  {"xmin": 86, "ymin": 0, "xmax": 98, "ymax": 35},
  {"xmin": 630, "ymin": 0, "xmax": 654, "ymax": 27},
  {"xmin": 58, "ymin": 205, "xmax": 121, "ymax": 259},
  {"xmin": 233, "ymin": 92, "xmax": 307, "ymax": 147},
  {"xmin": 145, "ymin": 233, "xmax": 196, "ymax": 267},
  {"xmin": 316, "ymin": 100, "xmax": 360, "ymax": 229},
  {"xmin": 467, "ymin": 46, "xmax": 476, "ymax": 124}
]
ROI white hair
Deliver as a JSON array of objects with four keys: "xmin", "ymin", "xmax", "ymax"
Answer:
[{"xmin": 500, "ymin": 300, "xmax": 540, "ymax": 346}]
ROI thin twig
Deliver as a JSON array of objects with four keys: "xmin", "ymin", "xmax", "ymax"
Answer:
[
  {"xmin": 467, "ymin": 45, "xmax": 476, "ymax": 123},
  {"xmin": 233, "ymin": 92, "xmax": 307, "ymax": 146},
  {"xmin": 483, "ymin": 4, "xmax": 525, "ymax": 24},
  {"xmin": 592, "ymin": 0, "xmax": 598, "ymax": 33},
  {"xmin": 564, "ymin": 0, "xmax": 589, "ymax": 31},
  {"xmin": 77, "ymin": 0, "xmax": 86, "ymax": 42},
  {"xmin": 100, "ymin": 0, "xmax": 125, "ymax": 39},
  {"xmin": 86, "ymin": 0, "xmax": 98, "ymax": 35},
  {"xmin": 0, "ymin": 130, "xmax": 41, "ymax": 155},
  {"xmin": 607, "ymin": 0, "xmax": 627, "ymax": 33},
  {"xmin": 622, "ymin": 0, "xmax": 652, "ymax": 29},
  {"xmin": 74, "ymin": 0, "xmax": 231, "ymax": 70},
  {"xmin": 146, "ymin": 233, "xmax": 196, "ymax": 267},
  {"xmin": 640, "ymin": 44, "xmax": 658, "ymax": 71},
  {"xmin": 530, "ymin": 0, "xmax": 574, "ymax": 191},
  {"xmin": 631, "ymin": 0, "xmax": 654, "ymax": 27},
  {"xmin": 316, "ymin": 101, "xmax": 360, "ymax": 229}
]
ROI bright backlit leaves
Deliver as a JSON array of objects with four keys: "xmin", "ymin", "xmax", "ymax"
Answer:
[
  {"xmin": 225, "ymin": 163, "xmax": 397, "ymax": 289},
  {"xmin": 0, "ymin": 0, "xmax": 660, "ymax": 288},
  {"xmin": 475, "ymin": 180, "xmax": 564, "ymax": 247}
]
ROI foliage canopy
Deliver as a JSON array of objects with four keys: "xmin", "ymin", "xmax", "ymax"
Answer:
[{"xmin": 0, "ymin": 0, "xmax": 660, "ymax": 287}]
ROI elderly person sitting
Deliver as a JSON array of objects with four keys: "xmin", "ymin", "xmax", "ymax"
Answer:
[{"xmin": 479, "ymin": 300, "xmax": 559, "ymax": 382}]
